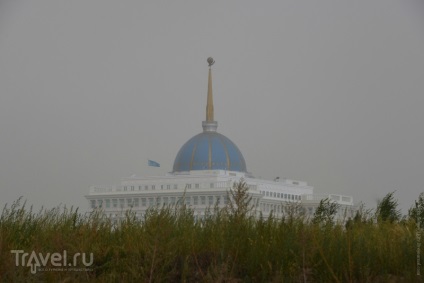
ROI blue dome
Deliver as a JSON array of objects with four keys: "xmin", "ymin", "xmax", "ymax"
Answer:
[{"xmin": 173, "ymin": 131, "xmax": 247, "ymax": 172}]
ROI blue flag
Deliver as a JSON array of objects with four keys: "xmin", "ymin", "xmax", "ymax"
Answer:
[{"xmin": 148, "ymin": 160, "xmax": 160, "ymax": 167}]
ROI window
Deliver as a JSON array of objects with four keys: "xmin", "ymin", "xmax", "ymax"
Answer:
[
  {"xmin": 149, "ymin": 198, "xmax": 154, "ymax": 206},
  {"xmin": 156, "ymin": 197, "xmax": 161, "ymax": 205},
  {"xmin": 186, "ymin": 184, "xmax": 192, "ymax": 189},
  {"xmin": 131, "ymin": 186, "xmax": 134, "ymax": 191},
  {"xmin": 106, "ymin": 199, "xmax": 110, "ymax": 208},
  {"xmin": 167, "ymin": 185, "xmax": 171, "ymax": 190},
  {"xmin": 119, "ymin": 199, "xmax": 124, "ymax": 208},
  {"xmin": 124, "ymin": 186, "xmax": 127, "ymax": 191},
  {"xmin": 193, "ymin": 196, "xmax": 198, "ymax": 205},
  {"xmin": 145, "ymin": 185, "xmax": 148, "ymax": 190},
  {"xmin": 163, "ymin": 197, "xmax": 168, "ymax": 205},
  {"xmin": 174, "ymin": 184, "xmax": 178, "ymax": 189},
  {"xmin": 90, "ymin": 200, "xmax": 96, "ymax": 209},
  {"xmin": 161, "ymin": 185, "xmax": 164, "ymax": 190},
  {"xmin": 185, "ymin": 197, "xmax": 191, "ymax": 205},
  {"xmin": 273, "ymin": 192, "xmax": 276, "ymax": 197},
  {"xmin": 177, "ymin": 197, "xmax": 182, "ymax": 204},
  {"xmin": 97, "ymin": 199, "xmax": 103, "ymax": 207},
  {"xmin": 208, "ymin": 196, "xmax": 214, "ymax": 205},
  {"xmin": 170, "ymin": 197, "xmax": 176, "ymax": 204},
  {"xmin": 141, "ymin": 198, "xmax": 146, "ymax": 206},
  {"xmin": 139, "ymin": 186, "xmax": 142, "ymax": 190},
  {"xmin": 201, "ymin": 196, "xmax": 206, "ymax": 205},
  {"xmin": 152, "ymin": 185, "xmax": 155, "ymax": 190},
  {"xmin": 127, "ymin": 198, "xmax": 132, "ymax": 207},
  {"xmin": 210, "ymin": 183, "xmax": 214, "ymax": 188},
  {"xmin": 266, "ymin": 191, "xmax": 269, "ymax": 197},
  {"xmin": 112, "ymin": 199, "xmax": 118, "ymax": 208},
  {"xmin": 133, "ymin": 198, "xmax": 139, "ymax": 207},
  {"xmin": 223, "ymin": 195, "xmax": 228, "ymax": 204},
  {"xmin": 216, "ymin": 196, "xmax": 220, "ymax": 205},
  {"xmin": 277, "ymin": 193, "xmax": 281, "ymax": 198},
  {"xmin": 195, "ymin": 184, "xmax": 199, "ymax": 189}
]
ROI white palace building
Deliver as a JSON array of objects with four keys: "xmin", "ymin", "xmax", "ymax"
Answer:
[{"xmin": 86, "ymin": 58, "xmax": 356, "ymax": 221}]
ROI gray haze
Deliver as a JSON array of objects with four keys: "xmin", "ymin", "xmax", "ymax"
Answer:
[{"xmin": 1, "ymin": 1, "xmax": 423, "ymax": 214}]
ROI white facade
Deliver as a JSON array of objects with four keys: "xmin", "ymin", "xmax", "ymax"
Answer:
[{"xmin": 86, "ymin": 169, "xmax": 356, "ymax": 221}]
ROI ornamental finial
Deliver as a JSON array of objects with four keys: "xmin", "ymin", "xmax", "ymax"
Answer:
[{"xmin": 207, "ymin": 57, "xmax": 215, "ymax": 67}]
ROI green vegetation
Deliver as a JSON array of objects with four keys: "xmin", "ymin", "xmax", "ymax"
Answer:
[
  {"xmin": 0, "ymin": 187, "xmax": 422, "ymax": 282},
  {"xmin": 312, "ymin": 198, "xmax": 340, "ymax": 225},
  {"xmin": 409, "ymin": 192, "xmax": 424, "ymax": 228},
  {"xmin": 376, "ymin": 191, "xmax": 402, "ymax": 223}
]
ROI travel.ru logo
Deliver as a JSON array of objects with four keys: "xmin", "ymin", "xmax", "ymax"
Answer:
[{"xmin": 11, "ymin": 250, "xmax": 93, "ymax": 274}]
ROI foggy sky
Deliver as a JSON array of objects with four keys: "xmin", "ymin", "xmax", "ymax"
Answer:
[{"xmin": 1, "ymin": 0, "xmax": 423, "ymax": 214}]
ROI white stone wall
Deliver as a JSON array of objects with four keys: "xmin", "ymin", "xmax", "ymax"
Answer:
[{"xmin": 86, "ymin": 170, "xmax": 355, "ymax": 222}]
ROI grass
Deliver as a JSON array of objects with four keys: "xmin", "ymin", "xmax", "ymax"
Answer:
[{"xmin": 0, "ymin": 196, "xmax": 422, "ymax": 282}]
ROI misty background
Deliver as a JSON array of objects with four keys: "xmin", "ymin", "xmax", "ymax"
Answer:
[{"xmin": 1, "ymin": 1, "xmax": 423, "ymax": 214}]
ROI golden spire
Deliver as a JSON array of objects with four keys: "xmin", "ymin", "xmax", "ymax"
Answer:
[
  {"xmin": 206, "ymin": 57, "xmax": 215, "ymax": 122},
  {"xmin": 202, "ymin": 57, "xmax": 218, "ymax": 132}
]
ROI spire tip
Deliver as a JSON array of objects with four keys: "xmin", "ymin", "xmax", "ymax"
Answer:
[{"xmin": 207, "ymin": 57, "xmax": 215, "ymax": 67}]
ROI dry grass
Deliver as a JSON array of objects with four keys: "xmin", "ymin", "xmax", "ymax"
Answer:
[{"xmin": 0, "ymin": 197, "xmax": 421, "ymax": 282}]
